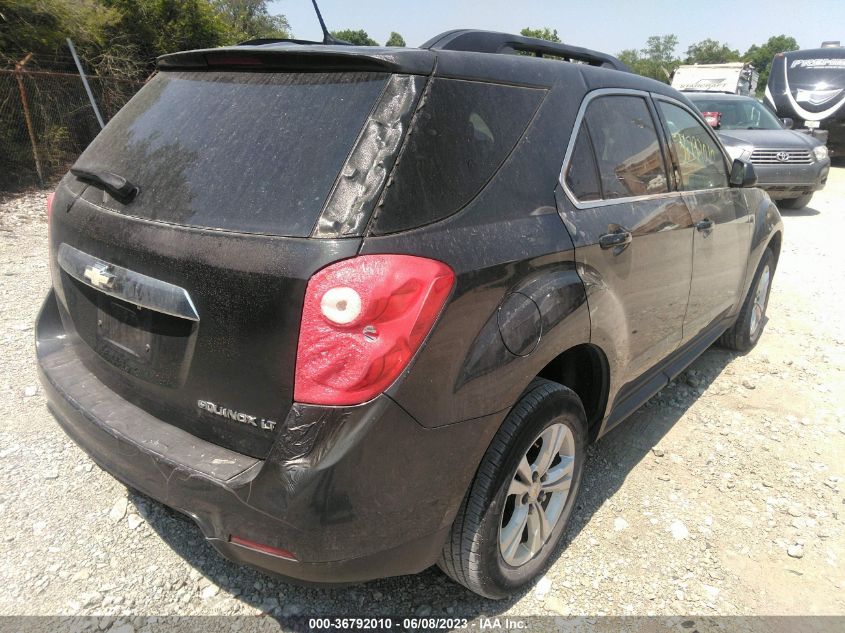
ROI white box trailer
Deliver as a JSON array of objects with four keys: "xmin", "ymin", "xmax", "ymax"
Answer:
[{"xmin": 671, "ymin": 62, "xmax": 759, "ymax": 95}]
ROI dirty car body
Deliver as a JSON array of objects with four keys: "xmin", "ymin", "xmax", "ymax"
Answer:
[{"xmin": 36, "ymin": 31, "xmax": 784, "ymax": 595}]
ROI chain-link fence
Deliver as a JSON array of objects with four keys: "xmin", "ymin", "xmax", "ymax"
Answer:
[{"xmin": 0, "ymin": 66, "xmax": 145, "ymax": 192}]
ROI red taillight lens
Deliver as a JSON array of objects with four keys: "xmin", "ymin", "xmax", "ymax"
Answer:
[
  {"xmin": 294, "ymin": 255, "xmax": 455, "ymax": 406},
  {"xmin": 46, "ymin": 192, "xmax": 55, "ymax": 220},
  {"xmin": 229, "ymin": 535, "xmax": 297, "ymax": 561}
]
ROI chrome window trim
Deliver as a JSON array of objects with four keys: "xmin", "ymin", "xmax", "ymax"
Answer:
[
  {"xmin": 57, "ymin": 243, "xmax": 200, "ymax": 322},
  {"xmin": 558, "ymin": 89, "xmax": 736, "ymax": 209},
  {"xmin": 557, "ymin": 88, "xmax": 678, "ymax": 210}
]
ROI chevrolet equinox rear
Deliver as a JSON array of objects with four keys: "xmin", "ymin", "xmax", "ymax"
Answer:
[{"xmin": 36, "ymin": 30, "xmax": 783, "ymax": 598}]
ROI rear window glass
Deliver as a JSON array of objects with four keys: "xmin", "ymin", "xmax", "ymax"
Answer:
[
  {"xmin": 74, "ymin": 71, "xmax": 388, "ymax": 236},
  {"xmin": 372, "ymin": 79, "xmax": 545, "ymax": 235}
]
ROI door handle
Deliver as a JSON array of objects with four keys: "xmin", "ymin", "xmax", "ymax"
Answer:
[
  {"xmin": 696, "ymin": 218, "xmax": 714, "ymax": 232},
  {"xmin": 599, "ymin": 230, "xmax": 633, "ymax": 249}
]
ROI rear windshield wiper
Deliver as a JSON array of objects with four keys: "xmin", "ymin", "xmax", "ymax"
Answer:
[{"xmin": 70, "ymin": 167, "xmax": 139, "ymax": 204}]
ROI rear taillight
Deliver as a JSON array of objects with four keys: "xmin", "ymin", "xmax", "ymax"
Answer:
[
  {"xmin": 46, "ymin": 192, "xmax": 55, "ymax": 245},
  {"xmin": 294, "ymin": 255, "xmax": 455, "ymax": 406},
  {"xmin": 229, "ymin": 535, "xmax": 297, "ymax": 561}
]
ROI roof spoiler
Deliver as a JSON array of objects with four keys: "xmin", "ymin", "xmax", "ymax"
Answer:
[
  {"xmin": 421, "ymin": 29, "xmax": 630, "ymax": 72},
  {"xmin": 156, "ymin": 46, "xmax": 435, "ymax": 75}
]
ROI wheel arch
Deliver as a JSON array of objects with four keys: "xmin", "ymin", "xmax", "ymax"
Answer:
[
  {"xmin": 535, "ymin": 342, "xmax": 610, "ymax": 441},
  {"xmin": 740, "ymin": 191, "xmax": 784, "ymax": 306},
  {"xmin": 767, "ymin": 229, "xmax": 782, "ymax": 269}
]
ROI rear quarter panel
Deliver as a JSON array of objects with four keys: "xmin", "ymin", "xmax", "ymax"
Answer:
[{"xmin": 360, "ymin": 77, "xmax": 592, "ymax": 428}]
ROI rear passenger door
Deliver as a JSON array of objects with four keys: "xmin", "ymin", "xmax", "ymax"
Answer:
[
  {"xmin": 653, "ymin": 98, "xmax": 753, "ymax": 342},
  {"xmin": 558, "ymin": 91, "xmax": 695, "ymax": 386}
]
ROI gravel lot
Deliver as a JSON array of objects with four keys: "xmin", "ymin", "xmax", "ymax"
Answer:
[{"xmin": 1, "ymin": 169, "xmax": 844, "ymax": 626}]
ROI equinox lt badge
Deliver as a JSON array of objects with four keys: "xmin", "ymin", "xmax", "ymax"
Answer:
[{"xmin": 197, "ymin": 400, "xmax": 277, "ymax": 431}]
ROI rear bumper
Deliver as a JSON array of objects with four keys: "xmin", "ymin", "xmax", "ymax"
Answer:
[
  {"xmin": 36, "ymin": 289, "xmax": 500, "ymax": 584},
  {"xmin": 752, "ymin": 159, "xmax": 830, "ymax": 199}
]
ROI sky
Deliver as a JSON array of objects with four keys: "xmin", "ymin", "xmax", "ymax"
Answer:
[{"xmin": 268, "ymin": 0, "xmax": 844, "ymax": 55}]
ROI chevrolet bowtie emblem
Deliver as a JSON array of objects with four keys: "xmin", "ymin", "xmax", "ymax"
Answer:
[{"xmin": 83, "ymin": 262, "xmax": 116, "ymax": 289}]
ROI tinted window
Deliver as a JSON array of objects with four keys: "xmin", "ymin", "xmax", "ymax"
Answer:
[
  {"xmin": 372, "ymin": 79, "xmax": 545, "ymax": 235},
  {"xmin": 584, "ymin": 95, "xmax": 668, "ymax": 199},
  {"xmin": 565, "ymin": 122, "xmax": 601, "ymax": 201},
  {"xmin": 657, "ymin": 101, "xmax": 728, "ymax": 190},
  {"xmin": 75, "ymin": 71, "xmax": 388, "ymax": 236}
]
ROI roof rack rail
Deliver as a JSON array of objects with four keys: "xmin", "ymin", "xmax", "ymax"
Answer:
[{"xmin": 421, "ymin": 29, "xmax": 629, "ymax": 72}]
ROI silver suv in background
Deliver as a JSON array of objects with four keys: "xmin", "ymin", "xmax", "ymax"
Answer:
[{"xmin": 686, "ymin": 92, "xmax": 830, "ymax": 209}]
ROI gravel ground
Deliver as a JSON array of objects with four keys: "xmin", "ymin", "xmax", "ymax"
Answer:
[{"xmin": 1, "ymin": 170, "xmax": 844, "ymax": 626}]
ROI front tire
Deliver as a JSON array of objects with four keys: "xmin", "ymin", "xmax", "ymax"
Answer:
[
  {"xmin": 438, "ymin": 379, "xmax": 587, "ymax": 598},
  {"xmin": 778, "ymin": 193, "xmax": 813, "ymax": 210},
  {"xmin": 719, "ymin": 247, "xmax": 775, "ymax": 352}
]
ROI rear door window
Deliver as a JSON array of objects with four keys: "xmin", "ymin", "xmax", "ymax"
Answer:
[
  {"xmin": 583, "ymin": 95, "xmax": 669, "ymax": 199},
  {"xmin": 74, "ymin": 71, "xmax": 388, "ymax": 236},
  {"xmin": 656, "ymin": 101, "xmax": 728, "ymax": 190}
]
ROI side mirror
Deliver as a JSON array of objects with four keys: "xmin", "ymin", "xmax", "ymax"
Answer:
[
  {"xmin": 781, "ymin": 117, "xmax": 794, "ymax": 129},
  {"xmin": 730, "ymin": 159, "xmax": 758, "ymax": 188}
]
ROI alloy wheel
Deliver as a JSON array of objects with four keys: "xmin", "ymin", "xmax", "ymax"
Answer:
[{"xmin": 498, "ymin": 422, "xmax": 576, "ymax": 567}]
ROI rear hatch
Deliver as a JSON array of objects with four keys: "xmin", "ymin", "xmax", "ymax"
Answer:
[{"xmin": 49, "ymin": 64, "xmax": 402, "ymax": 458}]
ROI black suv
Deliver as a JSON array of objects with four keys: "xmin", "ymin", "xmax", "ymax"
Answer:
[{"xmin": 36, "ymin": 30, "xmax": 783, "ymax": 598}]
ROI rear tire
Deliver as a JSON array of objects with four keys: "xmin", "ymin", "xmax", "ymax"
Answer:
[
  {"xmin": 719, "ymin": 247, "xmax": 775, "ymax": 352},
  {"xmin": 778, "ymin": 193, "xmax": 813, "ymax": 210},
  {"xmin": 438, "ymin": 379, "xmax": 587, "ymax": 599}
]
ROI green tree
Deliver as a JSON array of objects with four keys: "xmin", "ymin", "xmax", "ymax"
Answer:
[
  {"xmin": 0, "ymin": 0, "xmax": 121, "ymax": 66},
  {"xmin": 520, "ymin": 27, "xmax": 561, "ymax": 43},
  {"xmin": 385, "ymin": 31, "xmax": 405, "ymax": 47},
  {"xmin": 102, "ymin": 0, "xmax": 231, "ymax": 68},
  {"xmin": 643, "ymin": 34, "xmax": 679, "ymax": 78},
  {"xmin": 617, "ymin": 48, "xmax": 642, "ymax": 71},
  {"xmin": 330, "ymin": 29, "xmax": 378, "ymax": 46},
  {"xmin": 617, "ymin": 34, "xmax": 679, "ymax": 83},
  {"xmin": 744, "ymin": 35, "xmax": 800, "ymax": 95},
  {"xmin": 1, "ymin": 0, "xmax": 288, "ymax": 71},
  {"xmin": 685, "ymin": 38, "xmax": 740, "ymax": 64},
  {"xmin": 212, "ymin": 0, "xmax": 290, "ymax": 42}
]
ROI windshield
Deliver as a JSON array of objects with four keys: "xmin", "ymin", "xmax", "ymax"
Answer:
[{"xmin": 688, "ymin": 97, "xmax": 784, "ymax": 130}]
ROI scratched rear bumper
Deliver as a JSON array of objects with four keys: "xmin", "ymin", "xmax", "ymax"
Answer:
[{"xmin": 34, "ymin": 289, "xmax": 491, "ymax": 583}]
